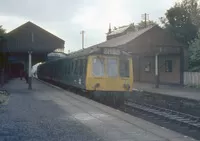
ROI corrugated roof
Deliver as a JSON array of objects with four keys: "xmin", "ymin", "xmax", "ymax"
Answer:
[
  {"xmin": 3, "ymin": 21, "xmax": 65, "ymax": 53},
  {"xmin": 8, "ymin": 21, "xmax": 64, "ymax": 42}
]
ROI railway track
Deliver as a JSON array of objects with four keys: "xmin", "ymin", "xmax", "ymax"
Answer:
[
  {"xmin": 125, "ymin": 100, "xmax": 200, "ymax": 129},
  {"xmin": 124, "ymin": 100, "xmax": 200, "ymax": 140},
  {"xmin": 39, "ymin": 79, "xmax": 200, "ymax": 140}
]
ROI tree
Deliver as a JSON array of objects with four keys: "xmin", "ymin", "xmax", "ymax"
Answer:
[
  {"xmin": 0, "ymin": 25, "xmax": 6, "ymax": 36},
  {"xmin": 180, "ymin": 0, "xmax": 200, "ymax": 27},
  {"xmin": 161, "ymin": 4, "xmax": 198, "ymax": 46},
  {"xmin": 189, "ymin": 32, "xmax": 200, "ymax": 71},
  {"xmin": 0, "ymin": 25, "xmax": 6, "ymax": 70},
  {"xmin": 136, "ymin": 20, "xmax": 157, "ymax": 30}
]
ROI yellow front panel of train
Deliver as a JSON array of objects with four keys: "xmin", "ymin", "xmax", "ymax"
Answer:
[{"xmin": 86, "ymin": 55, "xmax": 133, "ymax": 92}]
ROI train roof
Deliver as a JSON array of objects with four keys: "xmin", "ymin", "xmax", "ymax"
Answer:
[
  {"xmin": 47, "ymin": 52, "xmax": 68, "ymax": 61},
  {"xmin": 67, "ymin": 46, "xmax": 131, "ymax": 58}
]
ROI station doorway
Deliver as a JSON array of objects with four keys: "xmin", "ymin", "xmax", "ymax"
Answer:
[{"xmin": 9, "ymin": 62, "xmax": 24, "ymax": 78}]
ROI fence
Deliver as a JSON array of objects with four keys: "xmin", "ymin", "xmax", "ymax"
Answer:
[{"xmin": 184, "ymin": 72, "xmax": 200, "ymax": 86}]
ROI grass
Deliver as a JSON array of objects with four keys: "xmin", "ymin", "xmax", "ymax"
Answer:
[{"xmin": 184, "ymin": 84, "xmax": 200, "ymax": 89}]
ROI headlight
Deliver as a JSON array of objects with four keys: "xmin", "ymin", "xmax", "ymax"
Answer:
[
  {"xmin": 93, "ymin": 83, "xmax": 100, "ymax": 89},
  {"xmin": 123, "ymin": 84, "xmax": 130, "ymax": 90}
]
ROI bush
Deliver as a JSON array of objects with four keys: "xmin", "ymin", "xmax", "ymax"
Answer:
[{"xmin": 189, "ymin": 32, "xmax": 200, "ymax": 71}]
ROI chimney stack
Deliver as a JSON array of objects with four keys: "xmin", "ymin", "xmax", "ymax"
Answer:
[{"xmin": 108, "ymin": 23, "xmax": 111, "ymax": 34}]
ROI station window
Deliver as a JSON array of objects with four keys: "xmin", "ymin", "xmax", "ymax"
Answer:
[
  {"xmin": 144, "ymin": 62, "xmax": 151, "ymax": 72},
  {"xmin": 120, "ymin": 59, "xmax": 129, "ymax": 77},
  {"xmin": 92, "ymin": 57, "xmax": 104, "ymax": 77},
  {"xmin": 165, "ymin": 60, "xmax": 172, "ymax": 72}
]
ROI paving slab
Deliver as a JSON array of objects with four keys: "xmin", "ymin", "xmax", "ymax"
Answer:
[
  {"xmin": 0, "ymin": 78, "xmax": 197, "ymax": 141},
  {"xmin": 133, "ymin": 82, "xmax": 200, "ymax": 101},
  {"xmin": 0, "ymin": 79, "xmax": 103, "ymax": 141}
]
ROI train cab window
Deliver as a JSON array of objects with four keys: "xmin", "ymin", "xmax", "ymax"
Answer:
[
  {"xmin": 92, "ymin": 57, "xmax": 104, "ymax": 77},
  {"xmin": 107, "ymin": 58, "xmax": 118, "ymax": 77},
  {"xmin": 120, "ymin": 59, "xmax": 129, "ymax": 77}
]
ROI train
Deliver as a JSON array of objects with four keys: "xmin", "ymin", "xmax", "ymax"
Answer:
[{"xmin": 37, "ymin": 46, "xmax": 133, "ymax": 107}]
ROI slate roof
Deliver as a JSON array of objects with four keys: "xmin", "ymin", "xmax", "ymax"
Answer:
[
  {"xmin": 68, "ymin": 25, "xmax": 156, "ymax": 58},
  {"xmin": 108, "ymin": 25, "xmax": 129, "ymax": 36},
  {"xmin": 3, "ymin": 21, "xmax": 65, "ymax": 53},
  {"xmin": 99, "ymin": 25, "xmax": 155, "ymax": 47}
]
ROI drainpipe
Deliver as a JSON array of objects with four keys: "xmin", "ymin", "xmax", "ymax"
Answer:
[
  {"xmin": 155, "ymin": 53, "xmax": 159, "ymax": 88},
  {"xmin": 28, "ymin": 51, "xmax": 32, "ymax": 90}
]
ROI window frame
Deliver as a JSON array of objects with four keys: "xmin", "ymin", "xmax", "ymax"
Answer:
[
  {"xmin": 67, "ymin": 62, "xmax": 70, "ymax": 75},
  {"xmin": 71, "ymin": 60, "xmax": 74, "ymax": 74},
  {"xmin": 119, "ymin": 59, "xmax": 130, "ymax": 78},
  {"xmin": 82, "ymin": 59, "xmax": 87, "ymax": 74},
  {"xmin": 79, "ymin": 59, "xmax": 83, "ymax": 75},
  {"xmin": 74, "ymin": 60, "xmax": 79, "ymax": 75},
  {"xmin": 92, "ymin": 56, "xmax": 105, "ymax": 77},
  {"xmin": 106, "ymin": 57, "xmax": 119, "ymax": 77},
  {"xmin": 144, "ymin": 62, "xmax": 151, "ymax": 72}
]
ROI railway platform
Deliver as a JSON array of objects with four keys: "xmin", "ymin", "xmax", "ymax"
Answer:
[
  {"xmin": 0, "ymin": 78, "xmax": 197, "ymax": 141},
  {"xmin": 133, "ymin": 82, "xmax": 200, "ymax": 101},
  {"xmin": 132, "ymin": 82, "xmax": 200, "ymax": 117}
]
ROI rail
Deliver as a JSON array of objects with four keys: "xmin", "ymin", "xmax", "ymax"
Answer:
[{"xmin": 125, "ymin": 100, "xmax": 200, "ymax": 129}]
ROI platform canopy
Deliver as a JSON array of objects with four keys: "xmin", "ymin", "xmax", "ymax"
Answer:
[{"xmin": 2, "ymin": 21, "xmax": 65, "ymax": 53}]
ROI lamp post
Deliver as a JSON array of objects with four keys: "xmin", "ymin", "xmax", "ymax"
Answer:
[
  {"xmin": 28, "ymin": 32, "xmax": 34, "ymax": 90},
  {"xmin": 80, "ymin": 30, "xmax": 85, "ymax": 49},
  {"xmin": 155, "ymin": 53, "xmax": 159, "ymax": 88},
  {"xmin": 28, "ymin": 51, "xmax": 32, "ymax": 90}
]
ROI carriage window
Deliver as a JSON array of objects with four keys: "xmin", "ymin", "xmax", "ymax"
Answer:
[
  {"xmin": 92, "ymin": 57, "xmax": 104, "ymax": 77},
  {"xmin": 67, "ymin": 63, "xmax": 70, "ymax": 74},
  {"xmin": 65, "ymin": 65, "xmax": 68, "ymax": 76},
  {"xmin": 83, "ymin": 59, "xmax": 87, "ymax": 74},
  {"xmin": 79, "ymin": 59, "xmax": 83, "ymax": 75},
  {"xmin": 107, "ymin": 58, "xmax": 118, "ymax": 77},
  {"xmin": 120, "ymin": 59, "xmax": 129, "ymax": 77},
  {"xmin": 74, "ymin": 60, "xmax": 79, "ymax": 75},
  {"xmin": 71, "ymin": 61, "xmax": 74, "ymax": 73}
]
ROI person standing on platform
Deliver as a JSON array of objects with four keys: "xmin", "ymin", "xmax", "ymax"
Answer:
[
  {"xmin": 20, "ymin": 69, "xmax": 23, "ymax": 80},
  {"xmin": 24, "ymin": 70, "xmax": 28, "ymax": 83}
]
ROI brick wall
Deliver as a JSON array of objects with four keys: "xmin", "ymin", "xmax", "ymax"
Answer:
[{"xmin": 133, "ymin": 55, "xmax": 181, "ymax": 84}]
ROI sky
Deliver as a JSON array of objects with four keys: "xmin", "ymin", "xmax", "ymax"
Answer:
[{"xmin": 0, "ymin": 0, "xmax": 176, "ymax": 53}]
